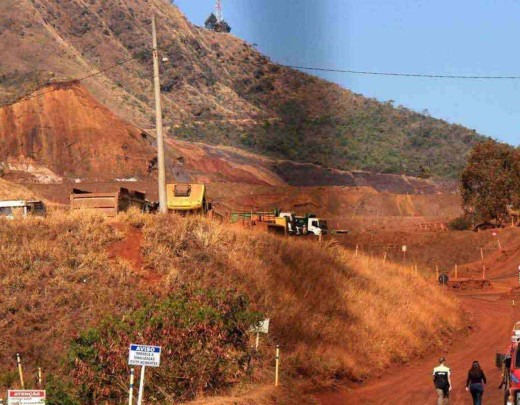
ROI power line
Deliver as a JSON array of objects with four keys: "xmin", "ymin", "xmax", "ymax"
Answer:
[
  {"xmin": 282, "ymin": 64, "xmax": 520, "ymax": 80},
  {"xmin": 6, "ymin": 56, "xmax": 138, "ymax": 106}
]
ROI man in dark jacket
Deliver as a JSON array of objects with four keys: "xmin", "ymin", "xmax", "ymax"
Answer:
[{"xmin": 433, "ymin": 357, "xmax": 452, "ymax": 405}]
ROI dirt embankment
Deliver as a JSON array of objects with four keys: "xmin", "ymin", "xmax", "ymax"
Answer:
[
  {"xmin": 0, "ymin": 82, "xmax": 156, "ymax": 181},
  {"xmin": 0, "ymin": 80, "xmax": 459, "ymax": 193}
]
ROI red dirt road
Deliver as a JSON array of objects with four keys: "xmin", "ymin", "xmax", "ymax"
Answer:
[{"xmin": 316, "ymin": 274, "xmax": 519, "ymax": 404}]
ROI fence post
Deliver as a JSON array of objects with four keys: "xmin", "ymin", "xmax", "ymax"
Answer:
[
  {"xmin": 129, "ymin": 368, "xmax": 135, "ymax": 405},
  {"xmin": 275, "ymin": 345, "xmax": 280, "ymax": 387},
  {"xmin": 16, "ymin": 353, "xmax": 24, "ymax": 389}
]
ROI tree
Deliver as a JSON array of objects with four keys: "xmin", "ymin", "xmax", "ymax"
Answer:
[
  {"xmin": 204, "ymin": 13, "xmax": 231, "ymax": 33},
  {"xmin": 460, "ymin": 140, "xmax": 520, "ymax": 223}
]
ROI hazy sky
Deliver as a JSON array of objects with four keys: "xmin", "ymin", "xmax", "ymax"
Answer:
[{"xmin": 175, "ymin": 0, "xmax": 520, "ymax": 146}]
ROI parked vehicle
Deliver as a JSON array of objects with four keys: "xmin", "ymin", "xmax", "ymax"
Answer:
[
  {"xmin": 0, "ymin": 200, "xmax": 46, "ymax": 219},
  {"xmin": 499, "ymin": 325, "xmax": 520, "ymax": 404},
  {"xmin": 166, "ymin": 183, "xmax": 210, "ymax": 213},
  {"xmin": 70, "ymin": 188, "xmax": 149, "ymax": 217}
]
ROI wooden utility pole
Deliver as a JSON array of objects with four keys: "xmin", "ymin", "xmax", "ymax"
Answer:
[{"xmin": 152, "ymin": 15, "xmax": 167, "ymax": 214}]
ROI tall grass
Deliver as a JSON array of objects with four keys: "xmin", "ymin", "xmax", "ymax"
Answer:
[
  {"xmin": 0, "ymin": 210, "xmax": 464, "ymax": 401},
  {"xmin": 138, "ymin": 214, "xmax": 464, "ymax": 382}
]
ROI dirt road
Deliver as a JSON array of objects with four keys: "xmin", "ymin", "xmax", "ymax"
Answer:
[{"xmin": 316, "ymin": 271, "xmax": 519, "ymax": 404}]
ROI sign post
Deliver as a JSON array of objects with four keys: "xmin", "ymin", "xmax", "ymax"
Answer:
[
  {"xmin": 402, "ymin": 245, "xmax": 407, "ymax": 263},
  {"xmin": 7, "ymin": 390, "xmax": 46, "ymax": 405},
  {"xmin": 128, "ymin": 344, "xmax": 161, "ymax": 405},
  {"xmin": 137, "ymin": 367, "xmax": 146, "ymax": 405},
  {"xmin": 128, "ymin": 368, "xmax": 135, "ymax": 405},
  {"xmin": 250, "ymin": 319, "xmax": 270, "ymax": 350}
]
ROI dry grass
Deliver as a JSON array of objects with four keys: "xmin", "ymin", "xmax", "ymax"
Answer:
[
  {"xmin": 137, "ymin": 214, "xmax": 464, "ymax": 383},
  {"xmin": 0, "ymin": 210, "xmax": 464, "ymax": 400},
  {"xmin": 0, "ymin": 211, "xmax": 135, "ymax": 388},
  {"xmin": 0, "ymin": 178, "xmax": 43, "ymax": 200}
]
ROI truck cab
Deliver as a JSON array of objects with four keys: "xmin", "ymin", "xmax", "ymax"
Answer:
[{"xmin": 307, "ymin": 215, "xmax": 328, "ymax": 236}]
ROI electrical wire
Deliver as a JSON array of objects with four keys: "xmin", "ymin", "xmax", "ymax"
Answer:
[
  {"xmin": 282, "ymin": 64, "xmax": 520, "ymax": 80},
  {"xmin": 7, "ymin": 56, "xmax": 138, "ymax": 106}
]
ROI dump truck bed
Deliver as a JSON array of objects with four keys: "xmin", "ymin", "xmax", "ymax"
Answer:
[{"xmin": 166, "ymin": 183, "xmax": 206, "ymax": 211}]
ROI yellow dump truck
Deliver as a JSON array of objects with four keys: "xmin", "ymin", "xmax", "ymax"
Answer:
[{"xmin": 166, "ymin": 183, "xmax": 209, "ymax": 212}]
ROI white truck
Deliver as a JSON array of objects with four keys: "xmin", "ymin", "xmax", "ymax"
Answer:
[
  {"xmin": 279, "ymin": 212, "xmax": 328, "ymax": 236},
  {"xmin": 0, "ymin": 200, "xmax": 46, "ymax": 219}
]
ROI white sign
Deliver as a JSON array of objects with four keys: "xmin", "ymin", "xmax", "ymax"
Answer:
[
  {"xmin": 402, "ymin": 245, "xmax": 407, "ymax": 252},
  {"xmin": 8, "ymin": 390, "xmax": 46, "ymax": 405},
  {"xmin": 251, "ymin": 319, "xmax": 270, "ymax": 334},
  {"xmin": 128, "ymin": 344, "xmax": 161, "ymax": 367}
]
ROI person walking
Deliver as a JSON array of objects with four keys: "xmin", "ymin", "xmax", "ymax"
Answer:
[
  {"xmin": 433, "ymin": 357, "xmax": 452, "ymax": 405},
  {"xmin": 466, "ymin": 360, "xmax": 487, "ymax": 405}
]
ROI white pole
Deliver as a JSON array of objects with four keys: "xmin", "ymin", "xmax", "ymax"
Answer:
[
  {"xmin": 137, "ymin": 366, "xmax": 146, "ymax": 405},
  {"xmin": 255, "ymin": 332, "xmax": 260, "ymax": 350},
  {"xmin": 129, "ymin": 368, "xmax": 135, "ymax": 405}
]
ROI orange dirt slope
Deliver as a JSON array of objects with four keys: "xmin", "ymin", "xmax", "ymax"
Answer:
[{"xmin": 0, "ymin": 82, "xmax": 156, "ymax": 180}]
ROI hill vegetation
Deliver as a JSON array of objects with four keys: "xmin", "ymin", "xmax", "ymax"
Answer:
[
  {"xmin": 460, "ymin": 140, "xmax": 520, "ymax": 223},
  {"xmin": 0, "ymin": 0, "xmax": 488, "ymax": 178},
  {"xmin": 0, "ymin": 210, "xmax": 464, "ymax": 403}
]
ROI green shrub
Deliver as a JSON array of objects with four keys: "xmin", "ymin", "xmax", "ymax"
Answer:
[
  {"xmin": 69, "ymin": 287, "xmax": 263, "ymax": 402},
  {"xmin": 448, "ymin": 215, "xmax": 473, "ymax": 231},
  {"xmin": 45, "ymin": 374, "xmax": 79, "ymax": 405}
]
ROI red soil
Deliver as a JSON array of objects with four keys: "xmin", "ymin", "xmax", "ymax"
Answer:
[
  {"xmin": 107, "ymin": 225, "xmax": 144, "ymax": 272},
  {"xmin": 315, "ymin": 230, "xmax": 520, "ymax": 404},
  {"xmin": 0, "ymin": 82, "xmax": 156, "ymax": 180},
  {"xmin": 107, "ymin": 225, "xmax": 163, "ymax": 286}
]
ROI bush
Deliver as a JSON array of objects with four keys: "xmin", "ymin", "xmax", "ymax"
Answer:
[
  {"xmin": 45, "ymin": 374, "xmax": 79, "ymax": 405},
  {"xmin": 448, "ymin": 215, "xmax": 473, "ymax": 231},
  {"xmin": 69, "ymin": 287, "xmax": 263, "ymax": 402}
]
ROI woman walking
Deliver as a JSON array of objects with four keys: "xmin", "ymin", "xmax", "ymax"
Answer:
[{"xmin": 465, "ymin": 360, "xmax": 487, "ymax": 405}]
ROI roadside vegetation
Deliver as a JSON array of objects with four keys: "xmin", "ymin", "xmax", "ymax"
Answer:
[{"xmin": 0, "ymin": 211, "xmax": 464, "ymax": 403}]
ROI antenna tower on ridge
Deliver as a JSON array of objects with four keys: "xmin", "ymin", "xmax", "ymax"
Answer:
[
  {"xmin": 205, "ymin": 0, "xmax": 231, "ymax": 33},
  {"xmin": 215, "ymin": 0, "xmax": 223, "ymax": 23}
]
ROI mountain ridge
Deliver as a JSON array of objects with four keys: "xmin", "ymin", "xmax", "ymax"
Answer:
[{"xmin": 0, "ymin": 0, "xmax": 489, "ymax": 178}]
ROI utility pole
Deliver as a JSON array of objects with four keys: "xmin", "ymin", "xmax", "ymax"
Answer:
[{"xmin": 152, "ymin": 15, "xmax": 167, "ymax": 214}]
